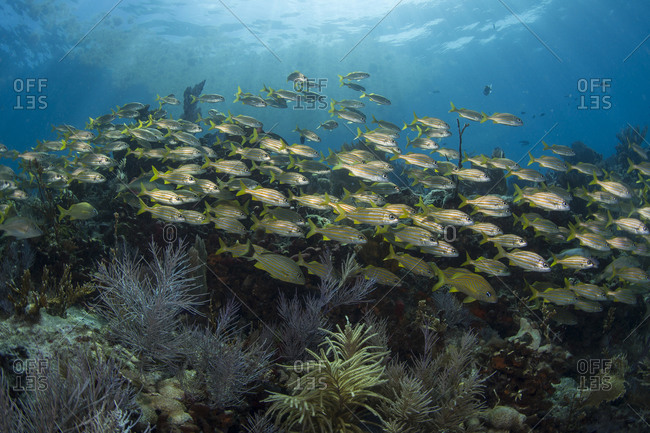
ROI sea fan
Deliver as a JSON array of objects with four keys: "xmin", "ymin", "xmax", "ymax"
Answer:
[
  {"xmin": 94, "ymin": 239, "xmax": 203, "ymax": 369},
  {"xmin": 8, "ymin": 350, "xmax": 140, "ymax": 433},
  {"xmin": 318, "ymin": 252, "xmax": 375, "ymax": 311},
  {"xmin": 276, "ymin": 291, "xmax": 327, "ymax": 360},
  {"xmin": 184, "ymin": 300, "xmax": 274, "ymax": 409}
]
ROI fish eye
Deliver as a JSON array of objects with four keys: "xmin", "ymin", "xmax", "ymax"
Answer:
[
  {"xmin": 389, "ymin": 214, "xmax": 396, "ymax": 219},
  {"xmin": 358, "ymin": 235, "xmax": 365, "ymax": 240},
  {"xmin": 486, "ymin": 292, "xmax": 492, "ymax": 297}
]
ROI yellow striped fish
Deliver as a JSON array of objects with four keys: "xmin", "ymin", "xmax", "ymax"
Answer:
[
  {"xmin": 359, "ymin": 265, "xmax": 401, "ymax": 286},
  {"xmin": 462, "ymin": 252, "xmax": 510, "ymax": 276},
  {"xmin": 334, "ymin": 206, "xmax": 398, "ymax": 226},
  {"xmin": 432, "ymin": 266, "xmax": 497, "ymax": 303},
  {"xmin": 495, "ymin": 245, "xmax": 550, "ymax": 272},
  {"xmin": 251, "ymin": 215, "xmax": 303, "ymax": 237},
  {"xmin": 253, "ymin": 251, "xmax": 305, "ymax": 285},
  {"xmin": 236, "ymin": 184, "xmax": 290, "ymax": 207},
  {"xmin": 383, "ymin": 245, "xmax": 434, "ymax": 277},
  {"xmin": 306, "ymin": 220, "xmax": 367, "ymax": 244},
  {"xmin": 136, "ymin": 199, "xmax": 185, "ymax": 223}
]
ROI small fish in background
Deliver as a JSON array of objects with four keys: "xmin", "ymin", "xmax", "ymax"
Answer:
[
  {"xmin": 483, "ymin": 84, "xmax": 492, "ymax": 96},
  {"xmin": 0, "ymin": 216, "xmax": 43, "ymax": 239},
  {"xmin": 317, "ymin": 120, "xmax": 338, "ymax": 130},
  {"xmin": 58, "ymin": 202, "xmax": 98, "ymax": 221}
]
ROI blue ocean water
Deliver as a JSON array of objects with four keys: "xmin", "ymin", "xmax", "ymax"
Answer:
[{"xmin": 1, "ymin": 0, "xmax": 648, "ymax": 161}]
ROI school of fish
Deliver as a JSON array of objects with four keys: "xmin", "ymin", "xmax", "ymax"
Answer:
[{"xmin": 0, "ymin": 69, "xmax": 648, "ymax": 317}]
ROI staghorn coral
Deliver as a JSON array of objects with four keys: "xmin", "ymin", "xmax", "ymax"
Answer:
[
  {"xmin": 265, "ymin": 319, "xmax": 389, "ymax": 433},
  {"xmin": 94, "ymin": 239, "xmax": 204, "ymax": 369}
]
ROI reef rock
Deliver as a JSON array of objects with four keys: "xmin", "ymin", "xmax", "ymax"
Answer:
[{"xmin": 485, "ymin": 405, "xmax": 526, "ymax": 432}]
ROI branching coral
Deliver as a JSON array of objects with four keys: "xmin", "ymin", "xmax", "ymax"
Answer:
[{"xmin": 265, "ymin": 320, "xmax": 389, "ymax": 433}]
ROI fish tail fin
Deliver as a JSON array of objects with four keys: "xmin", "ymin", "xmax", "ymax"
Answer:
[
  {"xmin": 480, "ymin": 112, "xmax": 488, "ymax": 123},
  {"xmin": 341, "ymin": 187, "xmax": 352, "ymax": 202},
  {"xmin": 250, "ymin": 214, "xmax": 261, "ymax": 231},
  {"xmin": 227, "ymin": 142, "xmax": 238, "ymax": 157},
  {"xmin": 449, "ymin": 101, "xmax": 456, "ymax": 112},
  {"xmin": 588, "ymin": 172, "xmax": 599, "ymax": 186},
  {"xmin": 374, "ymin": 225, "xmax": 390, "ymax": 237},
  {"xmin": 550, "ymin": 253, "xmax": 559, "ymax": 267},
  {"xmin": 306, "ymin": 219, "xmax": 318, "ymax": 238},
  {"xmin": 150, "ymin": 166, "xmax": 160, "ymax": 182},
  {"xmin": 333, "ymin": 205, "xmax": 347, "ymax": 222},
  {"xmin": 136, "ymin": 198, "xmax": 149, "ymax": 215},
  {"xmin": 494, "ymin": 244, "xmax": 507, "ymax": 260},
  {"xmin": 431, "ymin": 264, "xmax": 445, "ymax": 292},
  {"xmin": 338, "ymin": 75, "xmax": 344, "ymax": 85},
  {"xmin": 527, "ymin": 152, "xmax": 535, "ymax": 166},
  {"xmin": 415, "ymin": 196, "xmax": 427, "ymax": 212},
  {"xmin": 216, "ymin": 238, "xmax": 228, "ymax": 255},
  {"xmin": 384, "ymin": 244, "xmax": 397, "ymax": 261},
  {"xmin": 542, "ymin": 141, "xmax": 550, "ymax": 151},
  {"xmin": 626, "ymin": 158, "xmax": 635, "ymax": 173},
  {"xmin": 513, "ymin": 184, "xmax": 524, "ymax": 203},
  {"xmin": 234, "ymin": 86, "xmax": 242, "ymax": 103},
  {"xmin": 57, "ymin": 205, "xmax": 67, "ymax": 222},
  {"xmin": 605, "ymin": 210, "xmax": 614, "ymax": 228},
  {"xmin": 458, "ymin": 193, "xmax": 468, "ymax": 208},
  {"xmin": 567, "ymin": 223, "xmax": 577, "ymax": 241},
  {"xmin": 235, "ymin": 181, "xmax": 248, "ymax": 196},
  {"xmin": 461, "ymin": 252, "xmax": 472, "ymax": 267}
]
